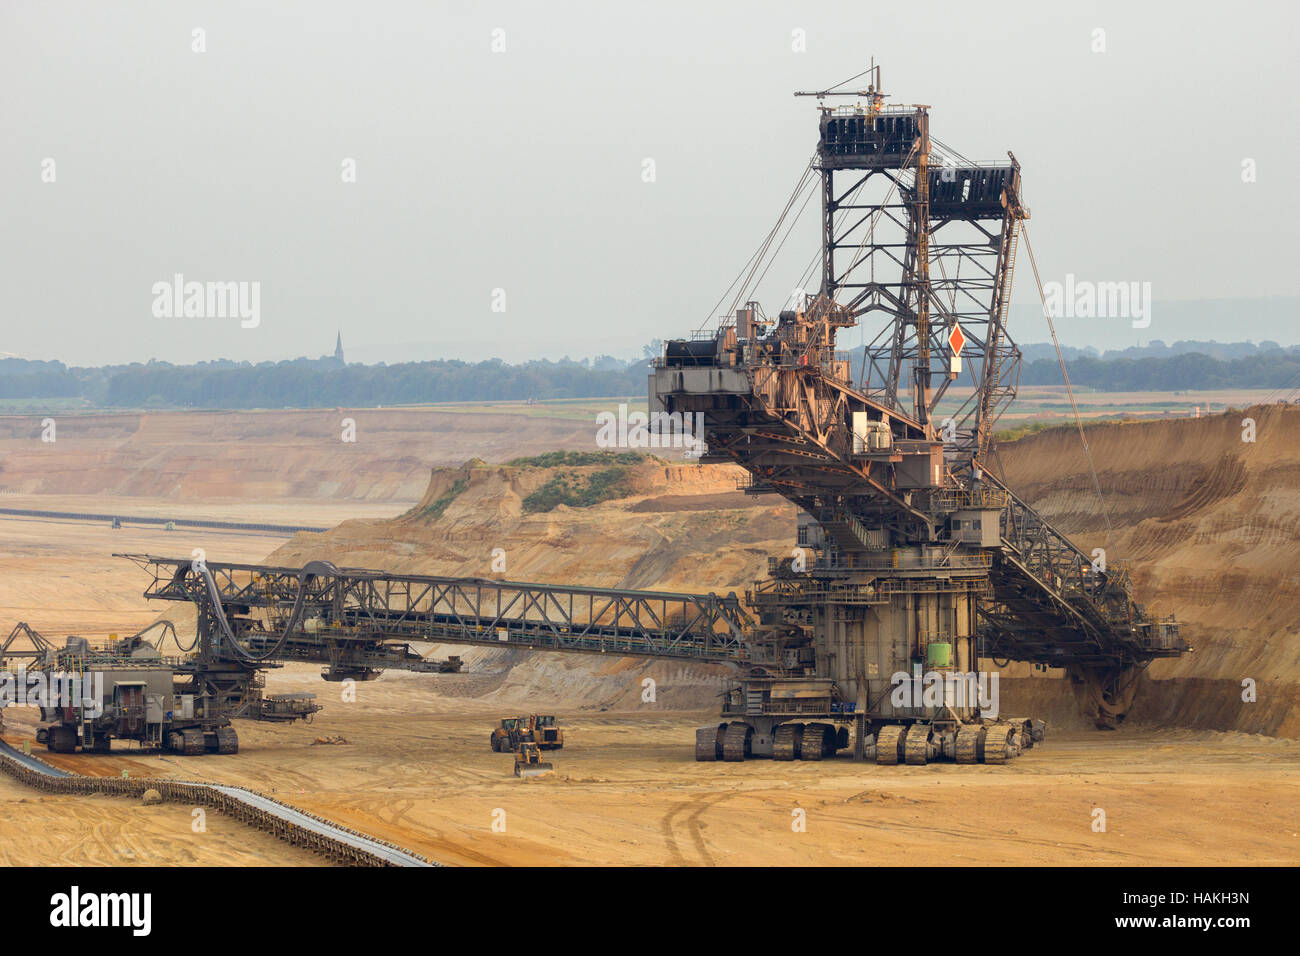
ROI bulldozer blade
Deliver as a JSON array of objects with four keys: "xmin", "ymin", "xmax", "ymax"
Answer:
[{"xmin": 515, "ymin": 762, "xmax": 554, "ymax": 779}]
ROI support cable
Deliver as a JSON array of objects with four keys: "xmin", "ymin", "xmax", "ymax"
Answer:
[
  {"xmin": 696, "ymin": 154, "xmax": 817, "ymax": 335},
  {"xmin": 1020, "ymin": 224, "xmax": 1113, "ymax": 544},
  {"xmin": 725, "ymin": 162, "xmax": 818, "ymax": 321}
]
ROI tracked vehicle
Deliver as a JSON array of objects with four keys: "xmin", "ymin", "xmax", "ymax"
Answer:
[
  {"xmin": 88, "ymin": 74, "xmax": 1186, "ymax": 767},
  {"xmin": 651, "ymin": 70, "xmax": 1185, "ymax": 762},
  {"xmin": 1, "ymin": 621, "xmax": 320, "ymax": 755}
]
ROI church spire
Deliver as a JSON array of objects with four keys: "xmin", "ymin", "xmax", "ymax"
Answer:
[{"xmin": 334, "ymin": 330, "xmax": 344, "ymax": 363}]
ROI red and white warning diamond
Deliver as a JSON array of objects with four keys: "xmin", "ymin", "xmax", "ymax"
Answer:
[{"xmin": 948, "ymin": 322, "xmax": 966, "ymax": 357}]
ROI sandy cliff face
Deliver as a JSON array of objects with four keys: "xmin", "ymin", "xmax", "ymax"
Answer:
[
  {"xmin": 266, "ymin": 406, "xmax": 1299, "ymax": 735},
  {"xmin": 267, "ymin": 459, "xmax": 796, "ymax": 710},
  {"xmin": 273, "ymin": 458, "xmax": 787, "ymax": 590},
  {"xmin": 998, "ymin": 404, "xmax": 1300, "ymax": 736}
]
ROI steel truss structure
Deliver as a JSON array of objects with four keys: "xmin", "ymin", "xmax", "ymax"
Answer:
[
  {"xmin": 649, "ymin": 77, "xmax": 1188, "ymax": 745},
  {"xmin": 118, "ymin": 554, "xmax": 754, "ymax": 681},
  {"xmin": 818, "ymin": 103, "xmax": 1026, "ymax": 460}
]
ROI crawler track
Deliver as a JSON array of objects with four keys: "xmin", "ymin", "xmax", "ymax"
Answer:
[{"xmin": 0, "ymin": 739, "xmax": 434, "ymax": 867}]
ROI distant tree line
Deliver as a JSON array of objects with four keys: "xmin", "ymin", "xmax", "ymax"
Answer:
[
  {"xmin": 2, "ymin": 345, "xmax": 1299, "ymax": 408},
  {"xmin": 1018, "ymin": 350, "xmax": 1300, "ymax": 390},
  {"xmin": 0, "ymin": 359, "xmax": 82, "ymax": 399},
  {"xmin": 0, "ymin": 355, "xmax": 648, "ymax": 408},
  {"xmin": 1018, "ymin": 338, "xmax": 1296, "ymax": 362},
  {"xmin": 850, "ymin": 345, "xmax": 1300, "ymax": 393}
]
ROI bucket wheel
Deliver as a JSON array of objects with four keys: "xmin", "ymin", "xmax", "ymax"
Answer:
[{"xmin": 1070, "ymin": 664, "xmax": 1142, "ymax": 730}]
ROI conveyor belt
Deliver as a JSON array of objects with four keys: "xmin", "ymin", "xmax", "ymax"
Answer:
[
  {"xmin": 0, "ymin": 739, "xmax": 73, "ymax": 776},
  {"xmin": 208, "ymin": 785, "xmax": 432, "ymax": 867},
  {"xmin": 117, "ymin": 553, "xmax": 753, "ymax": 665},
  {"xmin": 0, "ymin": 739, "xmax": 434, "ymax": 867}
]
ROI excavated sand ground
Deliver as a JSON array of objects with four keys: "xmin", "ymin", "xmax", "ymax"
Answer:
[
  {"xmin": 0, "ymin": 406, "xmax": 1296, "ymax": 865},
  {"xmin": 3, "ymin": 672, "xmax": 1295, "ymax": 867}
]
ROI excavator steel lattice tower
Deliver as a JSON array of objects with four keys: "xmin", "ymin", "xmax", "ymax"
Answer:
[{"xmin": 650, "ymin": 73, "xmax": 1186, "ymax": 763}]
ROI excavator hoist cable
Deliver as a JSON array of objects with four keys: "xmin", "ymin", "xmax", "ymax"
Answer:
[
  {"xmin": 1020, "ymin": 223, "xmax": 1113, "ymax": 545},
  {"xmin": 726, "ymin": 160, "xmax": 819, "ymax": 321},
  {"xmin": 696, "ymin": 152, "xmax": 819, "ymax": 336}
]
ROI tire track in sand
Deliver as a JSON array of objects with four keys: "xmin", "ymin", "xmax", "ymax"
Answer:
[{"xmin": 661, "ymin": 791, "xmax": 732, "ymax": 866}]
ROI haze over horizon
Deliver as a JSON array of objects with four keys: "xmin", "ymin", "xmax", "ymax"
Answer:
[{"xmin": 4, "ymin": 1, "xmax": 1296, "ymax": 367}]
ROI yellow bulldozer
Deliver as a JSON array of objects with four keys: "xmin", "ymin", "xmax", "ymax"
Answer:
[
  {"xmin": 492, "ymin": 716, "xmax": 560, "ymax": 777},
  {"xmin": 514, "ymin": 742, "xmax": 554, "ymax": 778}
]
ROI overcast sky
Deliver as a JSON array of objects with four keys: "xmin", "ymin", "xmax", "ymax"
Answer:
[{"xmin": 2, "ymin": 0, "xmax": 1296, "ymax": 366}]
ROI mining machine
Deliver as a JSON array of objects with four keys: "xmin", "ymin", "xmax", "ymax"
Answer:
[
  {"xmin": 529, "ymin": 714, "xmax": 564, "ymax": 750},
  {"xmin": 514, "ymin": 742, "xmax": 554, "ymax": 778},
  {"xmin": 1, "ymin": 619, "xmax": 321, "ymax": 755},
  {"xmin": 490, "ymin": 716, "xmax": 533, "ymax": 753},
  {"xmin": 651, "ymin": 70, "xmax": 1186, "ymax": 760},
  {"xmin": 87, "ymin": 74, "xmax": 1186, "ymax": 766}
]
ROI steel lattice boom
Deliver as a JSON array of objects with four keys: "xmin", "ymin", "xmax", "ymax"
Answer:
[{"xmin": 117, "ymin": 554, "xmax": 754, "ymax": 681}]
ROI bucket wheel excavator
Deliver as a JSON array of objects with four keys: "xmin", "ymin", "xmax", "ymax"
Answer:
[
  {"xmin": 650, "ymin": 68, "xmax": 1186, "ymax": 760},
  {"xmin": 99, "ymin": 72, "xmax": 1187, "ymax": 767}
]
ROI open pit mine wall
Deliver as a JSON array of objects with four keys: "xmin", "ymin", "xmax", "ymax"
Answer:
[
  {"xmin": 263, "ymin": 406, "xmax": 1297, "ymax": 738},
  {"xmin": 998, "ymin": 404, "xmax": 1300, "ymax": 737},
  {"xmin": 0, "ymin": 408, "xmax": 597, "ymax": 501}
]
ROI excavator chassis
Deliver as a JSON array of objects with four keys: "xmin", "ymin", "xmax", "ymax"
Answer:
[{"xmin": 696, "ymin": 716, "xmax": 1045, "ymax": 765}]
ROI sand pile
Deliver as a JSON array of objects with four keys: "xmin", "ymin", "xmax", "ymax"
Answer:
[{"xmin": 267, "ymin": 457, "xmax": 795, "ymax": 710}]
